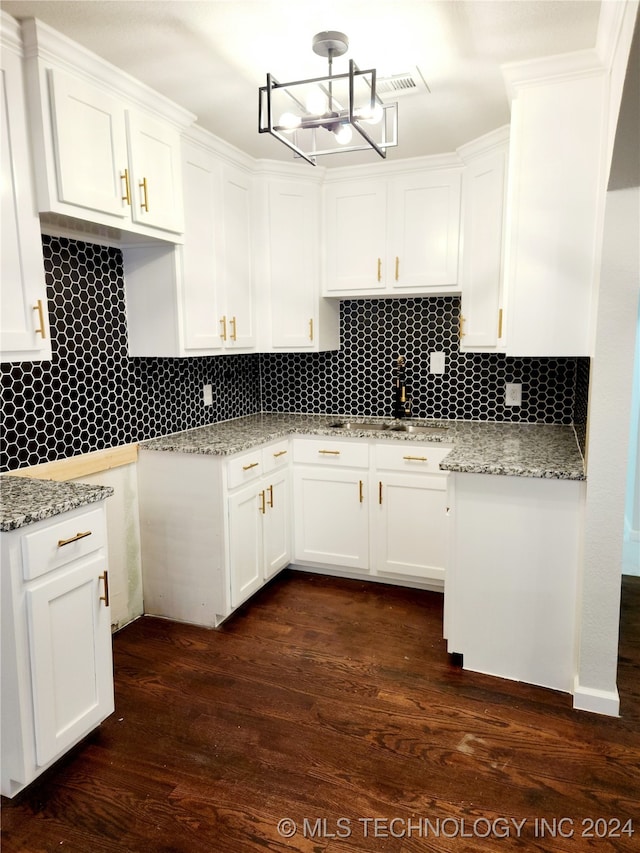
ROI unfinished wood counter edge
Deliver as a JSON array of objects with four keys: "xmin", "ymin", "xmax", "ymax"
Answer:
[{"xmin": 7, "ymin": 444, "xmax": 139, "ymax": 481}]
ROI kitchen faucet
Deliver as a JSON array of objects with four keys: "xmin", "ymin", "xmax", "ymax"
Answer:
[{"xmin": 393, "ymin": 355, "xmax": 411, "ymax": 419}]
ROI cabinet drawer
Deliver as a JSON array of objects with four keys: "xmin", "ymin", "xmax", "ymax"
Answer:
[
  {"xmin": 375, "ymin": 442, "xmax": 452, "ymax": 475},
  {"xmin": 227, "ymin": 448, "xmax": 265, "ymax": 490},
  {"xmin": 293, "ymin": 438, "xmax": 369, "ymax": 468},
  {"xmin": 22, "ymin": 507, "xmax": 106, "ymax": 581},
  {"xmin": 262, "ymin": 440, "xmax": 290, "ymax": 474}
]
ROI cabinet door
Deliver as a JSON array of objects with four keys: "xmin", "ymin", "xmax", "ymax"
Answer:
[
  {"xmin": 324, "ymin": 180, "xmax": 387, "ymax": 294},
  {"xmin": 180, "ymin": 141, "xmax": 223, "ymax": 352},
  {"xmin": 389, "ymin": 170, "xmax": 461, "ymax": 289},
  {"xmin": 460, "ymin": 148, "xmax": 507, "ymax": 351},
  {"xmin": 373, "ymin": 473, "xmax": 447, "ymax": 582},
  {"xmin": 48, "ymin": 68, "xmax": 129, "ymax": 218},
  {"xmin": 269, "ymin": 181, "xmax": 319, "ymax": 349},
  {"xmin": 228, "ymin": 485, "xmax": 263, "ymax": 608},
  {"xmin": 25, "ymin": 555, "xmax": 114, "ymax": 767},
  {"xmin": 126, "ymin": 110, "xmax": 184, "ymax": 234},
  {"xmin": 264, "ymin": 471, "xmax": 291, "ymax": 579},
  {"xmin": 293, "ymin": 468, "xmax": 369, "ymax": 571},
  {"xmin": 1, "ymin": 48, "xmax": 51, "ymax": 362},
  {"xmin": 220, "ymin": 165, "xmax": 255, "ymax": 350}
]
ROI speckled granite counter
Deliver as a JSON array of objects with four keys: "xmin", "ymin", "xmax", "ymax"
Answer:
[
  {"xmin": 141, "ymin": 414, "xmax": 586, "ymax": 481},
  {"xmin": 0, "ymin": 476, "xmax": 114, "ymax": 532}
]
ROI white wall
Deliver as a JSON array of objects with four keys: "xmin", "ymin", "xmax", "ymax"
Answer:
[{"xmin": 575, "ymin": 186, "xmax": 640, "ymax": 715}]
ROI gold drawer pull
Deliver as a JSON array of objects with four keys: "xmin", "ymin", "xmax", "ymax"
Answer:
[
  {"xmin": 220, "ymin": 316, "xmax": 227, "ymax": 341},
  {"xmin": 377, "ymin": 257, "xmax": 382, "ymax": 282},
  {"xmin": 33, "ymin": 300, "xmax": 47, "ymax": 338},
  {"xmin": 395, "ymin": 256, "xmax": 399, "ymax": 281},
  {"xmin": 57, "ymin": 531, "xmax": 92, "ymax": 547},
  {"xmin": 498, "ymin": 308, "xmax": 503, "ymax": 338},
  {"xmin": 267, "ymin": 484, "xmax": 274, "ymax": 508},
  {"xmin": 259, "ymin": 490, "xmax": 266, "ymax": 514},
  {"xmin": 318, "ymin": 450, "xmax": 340, "ymax": 455},
  {"xmin": 309, "ymin": 318, "xmax": 314, "ymax": 341},
  {"xmin": 99, "ymin": 571, "xmax": 110, "ymax": 607},
  {"xmin": 121, "ymin": 168, "xmax": 131, "ymax": 205},
  {"xmin": 459, "ymin": 314, "xmax": 466, "ymax": 339},
  {"xmin": 273, "ymin": 450, "xmax": 288, "ymax": 458},
  {"xmin": 230, "ymin": 316, "xmax": 237, "ymax": 341},
  {"xmin": 379, "ymin": 481, "xmax": 383, "ymax": 504},
  {"xmin": 403, "ymin": 455, "xmax": 428, "ymax": 462},
  {"xmin": 359, "ymin": 480, "xmax": 364, "ymax": 503},
  {"xmin": 139, "ymin": 177, "xmax": 149, "ymax": 212},
  {"xmin": 242, "ymin": 461, "xmax": 260, "ymax": 471}
]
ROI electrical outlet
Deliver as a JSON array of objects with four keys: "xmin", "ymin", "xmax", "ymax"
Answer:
[
  {"xmin": 203, "ymin": 384, "xmax": 213, "ymax": 406},
  {"xmin": 430, "ymin": 351, "xmax": 446, "ymax": 374},
  {"xmin": 505, "ymin": 382, "xmax": 522, "ymax": 407}
]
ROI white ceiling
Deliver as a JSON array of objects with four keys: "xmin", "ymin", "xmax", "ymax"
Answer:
[{"xmin": 1, "ymin": 0, "xmax": 603, "ymax": 167}]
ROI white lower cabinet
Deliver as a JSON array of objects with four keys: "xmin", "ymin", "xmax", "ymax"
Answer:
[
  {"xmin": 444, "ymin": 472, "xmax": 584, "ymax": 693},
  {"xmin": 373, "ymin": 445, "xmax": 450, "ymax": 583},
  {"xmin": 138, "ymin": 439, "xmax": 290, "ymax": 627},
  {"xmin": 228, "ymin": 449, "xmax": 290, "ymax": 609},
  {"xmin": 1, "ymin": 502, "xmax": 114, "ymax": 798},
  {"xmin": 292, "ymin": 438, "xmax": 451, "ymax": 584}
]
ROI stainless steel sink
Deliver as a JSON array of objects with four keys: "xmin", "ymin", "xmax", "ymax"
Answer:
[
  {"xmin": 387, "ymin": 423, "xmax": 449, "ymax": 436},
  {"xmin": 329, "ymin": 421, "xmax": 390, "ymax": 431}
]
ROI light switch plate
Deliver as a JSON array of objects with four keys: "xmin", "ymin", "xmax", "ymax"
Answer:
[
  {"xmin": 430, "ymin": 351, "xmax": 446, "ymax": 374},
  {"xmin": 203, "ymin": 384, "xmax": 213, "ymax": 406}
]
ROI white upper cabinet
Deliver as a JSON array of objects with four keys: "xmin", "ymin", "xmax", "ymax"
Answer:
[
  {"xmin": 258, "ymin": 174, "xmax": 339, "ymax": 352},
  {"xmin": 0, "ymin": 13, "xmax": 50, "ymax": 363},
  {"xmin": 124, "ymin": 132, "xmax": 256, "ymax": 357},
  {"xmin": 21, "ymin": 18, "xmax": 193, "ymax": 241},
  {"xmin": 501, "ymin": 53, "xmax": 608, "ymax": 357},
  {"xmin": 458, "ymin": 128, "xmax": 509, "ymax": 352},
  {"xmin": 323, "ymin": 162, "xmax": 462, "ymax": 297}
]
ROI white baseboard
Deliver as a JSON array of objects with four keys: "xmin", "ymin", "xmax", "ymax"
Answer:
[{"xmin": 573, "ymin": 677, "xmax": 620, "ymax": 716}]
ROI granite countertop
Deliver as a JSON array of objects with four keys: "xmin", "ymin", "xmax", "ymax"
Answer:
[
  {"xmin": 140, "ymin": 413, "xmax": 586, "ymax": 481},
  {"xmin": 0, "ymin": 476, "xmax": 114, "ymax": 532}
]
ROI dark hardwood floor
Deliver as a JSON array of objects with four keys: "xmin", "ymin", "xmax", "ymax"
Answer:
[{"xmin": 3, "ymin": 571, "xmax": 639, "ymax": 853}]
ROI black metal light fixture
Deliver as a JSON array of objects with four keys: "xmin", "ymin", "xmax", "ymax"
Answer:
[{"xmin": 258, "ymin": 31, "xmax": 398, "ymax": 166}]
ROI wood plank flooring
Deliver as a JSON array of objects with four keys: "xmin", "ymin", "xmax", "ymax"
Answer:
[{"xmin": 3, "ymin": 570, "xmax": 639, "ymax": 853}]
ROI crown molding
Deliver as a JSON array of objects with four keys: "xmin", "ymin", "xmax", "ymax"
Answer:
[{"xmin": 501, "ymin": 48, "xmax": 605, "ymax": 102}]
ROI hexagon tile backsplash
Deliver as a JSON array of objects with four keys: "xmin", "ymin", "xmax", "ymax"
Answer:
[{"xmin": 0, "ymin": 236, "xmax": 588, "ymax": 472}]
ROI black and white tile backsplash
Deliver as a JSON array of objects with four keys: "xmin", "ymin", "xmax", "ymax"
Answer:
[{"xmin": 0, "ymin": 236, "xmax": 589, "ymax": 472}]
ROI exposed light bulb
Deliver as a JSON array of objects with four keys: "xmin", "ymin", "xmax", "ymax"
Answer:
[
  {"xmin": 278, "ymin": 112, "xmax": 301, "ymax": 131},
  {"xmin": 306, "ymin": 88, "xmax": 327, "ymax": 115},
  {"xmin": 357, "ymin": 102, "xmax": 384, "ymax": 125},
  {"xmin": 334, "ymin": 123, "xmax": 353, "ymax": 145}
]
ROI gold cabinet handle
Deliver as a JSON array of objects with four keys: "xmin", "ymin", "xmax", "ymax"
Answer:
[
  {"xmin": 309, "ymin": 318, "xmax": 314, "ymax": 341},
  {"xmin": 139, "ymin": 177, "xmax": 149, "ymax": 212},
  {"xmin": 57, "ymin": 530, "xmax": 92, "ymax": 547},
  {"xmin": 318, "ymin": 450, "xmax": 340, "ymax": 455},
  {"xmin": 377, "ymin": 257, "xmax": 382, "ymax": 282},
  {"xmin": 121, "ymin": 169, "xmax": 131, "ymax": 205},
  {"xmin": 99, "ymin": 570, "xmax": 110, "ymax": 607},
  {"xmin": 498, "ymin": 308, "xmax": 503, "ymax": 338},
  {"xmin": 359, "ymin": 480, "xmax": 364, "ymax": 503},
  {"xmin": 242, "ymin": 461, "xmax": 259, "ymax": 471},
  {"xmin": 395, "ymin": 256, "xmax": 399, "ymax": 281},
  {"xmin": 267, "ymin": 484, "xmax": 274, "ymax": 508},
  {"xmin": 403, "ymin": 455, "xmax": 428, "ymax": 462},
  {"xmin": 33, "ymin": 300, "xmax": 47, "ymax": 339},
  {"xmin": 459, "ymin": 314, "xmax": 466, "ymax": 339},
  {"xmin": 259, "ymin": 490, "xmax": 266, "ymax": 514},
  {"xmin": 230, "ymin": 316, "xmax": 237, "ymax": 341},
  {"xmin": 273, "ymin": 450, "xmax": 288, "ymax": 459},
  {"xmin": 379, "ymin": 481, "xmax": 383, "ymax": 505},
  {"xmin": 220, "ymin": 316, "xmax": 227, "ymax": 341}
]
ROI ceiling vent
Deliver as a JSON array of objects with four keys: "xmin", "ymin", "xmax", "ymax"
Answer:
[{"xmin": 377, "ymin": 68, "xmax": 430, "ymax": 98}]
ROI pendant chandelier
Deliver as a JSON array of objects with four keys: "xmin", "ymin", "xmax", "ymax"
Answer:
[{"xmin": 258, "ymin": 31, "xmax": 398, "ymax": 166}]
